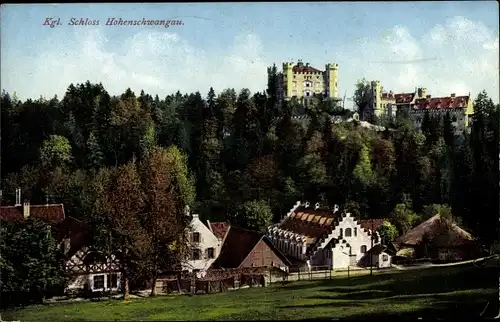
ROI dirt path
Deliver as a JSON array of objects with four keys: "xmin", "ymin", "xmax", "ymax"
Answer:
[{"xmin": 392, "ymin": 255, "xmax": 499, "ymax": 271}]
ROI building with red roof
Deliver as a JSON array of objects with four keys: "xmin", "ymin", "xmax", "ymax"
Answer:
[
  {"xmin": 275, "ymin": 59, "xmax": 341, "ymax": 102},
  {"xmin": 267, "ymin": 201, "xmax": 392, "ymax": 270},
  {"xmin": 368, "ymin": 81, "xmax": 474, "ymax": 134}
]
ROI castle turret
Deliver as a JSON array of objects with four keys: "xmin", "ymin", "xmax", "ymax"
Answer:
[
  {"xmin": 325, "ymin": 63, "xmax": 339, "ymax": 99},
  {"xmin": 282, "ymin": 62, "xmax": 294, "ymax": 98}
]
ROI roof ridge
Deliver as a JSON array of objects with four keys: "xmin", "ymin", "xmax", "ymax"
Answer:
[{"xmin": 29, "ymin": 204, "xmax": 64, "ymax": 207}]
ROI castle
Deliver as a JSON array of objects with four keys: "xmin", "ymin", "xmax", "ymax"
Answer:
[
  {"xmin": 369, "ymin": 81, "xmax": 474, "ymax": 134},
  {"xmin": 271, "ymin": 60, "xmax": 340, "ymax": 104}
]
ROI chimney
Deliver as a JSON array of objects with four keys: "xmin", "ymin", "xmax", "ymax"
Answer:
[
  {"xmin": 184, "ymin": 205, "xmax": 191, "ymax": 217},
  {"xmin": 192, "ymin": 214, "xmax": 199, "ymax": 219},
  {"xmin": 15, "ymin": 188, "xmax": 21, "ymax": 207},
  {"xmin": 23, "ymin": 201, "xmax": 30, "ymax": 219},
  {"xmin": 450, "ymin": 93, "xmax": 456, "ymax": 98}
]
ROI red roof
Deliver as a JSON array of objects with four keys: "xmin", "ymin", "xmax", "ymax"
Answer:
[
  {"xmin": 413, "ymin": 96, "xmax": 469, "ymax": 111},
  {"xmin": 279, "ymin": 206, "xmax": 340, "ymax": 239},
  {"xmin": 395, "ymin": 93, "xmax": 416, "ymax": 104},
  {"xmin": 0, "ymin": 204, "xmax": 65, "ymax": 225},
  {"xmin": 381, "ymin": 92, "xmax": 395, "ymax": 99},
  {"xmin": 292, "ymin": 65, "xmax": 322, "ymax": 73},
  {"xmin": 358, "ymin": 219, "xmax": 387, "ymax": 232},
  {"xmin": 54, "ymin": 217, "xmax": 89, "ymax": 259},
  {"xmin": 210, "ymin": 222, "xmax": 230, "ymax": 240},
  {"xmin": 212, "ymin": 226, "xmax": 291, "ymax": 269}
]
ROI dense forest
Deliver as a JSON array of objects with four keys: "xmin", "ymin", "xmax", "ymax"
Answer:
[{"xmin": 1, "ymin": 66, "xmax": 499, "ymax": 301}]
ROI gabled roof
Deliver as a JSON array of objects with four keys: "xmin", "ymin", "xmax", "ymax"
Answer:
[
  {"xmin": 395, "ymin": 214, "xmax": 473, "ymax": 247},
  {"xmin": 413, "ymin": 95, "xmax": 469, "ymax": 111},
  {"xmin": 209, "ymin": 222, "xmax": 230, "ymax": 241},
  {"xmin": 293, "ymin": 65, "xmax": 322, "ymax": 73},
  {"xmin": 358, "ymin": 219, "xmax": 387, "ymax": 233},
  {"xmin": 53, "ymin": 216, "xmax": 89, "ymax": 259},
  {"xmin": 395, "ymin": 93, "xmax": 416, "ymax": 104},
  {"xmin": 381, "ymin": 92, "xmax": 395, "ymax": 100},
  {"xmin": 278, "ymin": 206, "xmax": 340, "ymax": 243},
  {"xmin": 0, "ymin": 204, "xmax": 66, "ymax": 225},
  {"xmin": 212, "ymin": 226, "xmax": 291, "ymax": 269}
]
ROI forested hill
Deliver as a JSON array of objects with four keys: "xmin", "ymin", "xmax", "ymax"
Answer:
[{"xmin": 1, "ymin": 80, "xmax": 498, "ymax": 246}]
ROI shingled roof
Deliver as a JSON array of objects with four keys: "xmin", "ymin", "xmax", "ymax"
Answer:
[
  {"xmin": 0, "ymin": 204, "xmax": 66, "ymax": 225},
  {"xmin": 358, "ymin": 219, "xmax": 387, "ymax": 233},
  {"xmin": 395, "ymin": 214, "xmax": 473, "ymax": 248},
  {"xmin": 278, "ymin": 206, "xmax": 341, "ymax": 244},
  {"xmin": 212, "ymin": 226, "xmax": 291, "ymax": 269},
  {"xmin": 54, "ymin": 217, "xmax": 90, "ymax": 259},
  {"xmin": 395, "ymin": 92, "xmax": 416, "ymax": 104},
  {"xmin": 209, "ymin": 222, "xmax": 230, "ymax": 241},
  {"xmin": 413, "ymin": 95, "xmax": 469, "ymax": 111},
  {"xmin": 293, "ymin": 65, "xmax": 322, "ymax": 73}
]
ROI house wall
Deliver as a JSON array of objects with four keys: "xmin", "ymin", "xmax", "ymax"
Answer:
[
  {"xmin": 332, "ymin": 246, "xmax": 350, "ymax": 269},
  {"xmin": 372, "ymin": 252, "xmax": 392, "ymax": 268},
  {"xmin": 64, "ymin": 248, "xmax": 122, "ymax": 294},
  {"xmin": 183, "ymin": 215, "xmax": 222, "ymax": 277},
  {"xmin": 67, "ymin": 272, "xmax": 122, "ymax": 293},
  {"xmin": 311, "ymin": 247, "xmax": 335, "ymax": 268},
  {"xmin": 319, "ymin": 213, "xmax": 375, "ymax": 263},
  {"xmin": 240, "ymin": 239, "xmax": 287, "ymax": 269}
]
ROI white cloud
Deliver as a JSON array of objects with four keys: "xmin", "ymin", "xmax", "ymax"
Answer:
[
  {"xmin": 338, "ymin": 16, "xmax": 499, "ymax": 107},
  {"xmin": 3, "ymin": 29, "xmax": 270, "ymax": 100},
  {"xmin": 1, "ymin": 15, "xmax": 498, "ymax": 106}
]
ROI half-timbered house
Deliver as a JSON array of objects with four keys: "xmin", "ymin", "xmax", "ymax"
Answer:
[
  {"xmin": 55, "ymin": 217, "xmax": 122, "ymax": 295},
  {"xmin": 0, "ymin": 191, "xmax": 122, "ymax": 296}
]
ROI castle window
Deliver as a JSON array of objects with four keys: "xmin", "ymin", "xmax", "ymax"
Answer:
[
  {"xmin": 383, "ymin": 254, "xmax": 389, "ymax": 262},
  {"xmin": 345, "ymin": 228, "xmax": 352, "ymax": 237},
  {"xmin": 452, "ymin": 116, "xmax": 457, "ymax": 122},
  {"xmin": 192, "ymin": 232, "xmax": 200, "ymax": 243},
  {"xmin": 360, "ymin": 245, "xmax": 367, "ymax": 253},
  {"xmin": 354, "ymin": 228, "xmax": 357, "ymax": 237}
]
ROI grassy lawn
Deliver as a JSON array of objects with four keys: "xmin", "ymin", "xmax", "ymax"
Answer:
[{"xmin": 2, "ymin": 264, "xmax": 498, "ymax": 321}]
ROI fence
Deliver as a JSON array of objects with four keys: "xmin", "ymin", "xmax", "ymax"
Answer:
[
  {"xmin": 154, "ymin": 265, "xmax": 378, "ymax": 295},
  {"xmin": 155, "ymin": 267, "xmax": 269, "ymax": 295}
]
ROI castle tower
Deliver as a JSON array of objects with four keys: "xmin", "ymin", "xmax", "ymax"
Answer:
[
  {"xmin": 417, "ymin": 87, "xmax": 427, "ymax": 99},
  {"xmin": 374, "ymin": 80, "xmax": 382, "ymax": 116},
  {"xmin": 282, "ymin": 62, "xmax": 294, "ymax": 98},
  {"xmin": 325, "ymin": 63, "xmax": 339, "ymax": 99}
]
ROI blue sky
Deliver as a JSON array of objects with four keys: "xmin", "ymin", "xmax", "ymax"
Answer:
[{"xmin": 1, "ymin": 2, "xmax": 499, "ymax": 107}]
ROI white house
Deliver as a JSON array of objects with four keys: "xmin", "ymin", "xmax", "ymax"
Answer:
[
  {"xmin": 267, "ymin": 201, "xmax": 392, "ymax": 270},
  {"xmin": 183, "ymin": 211, "xmax": 223, "ymax": 278}
]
